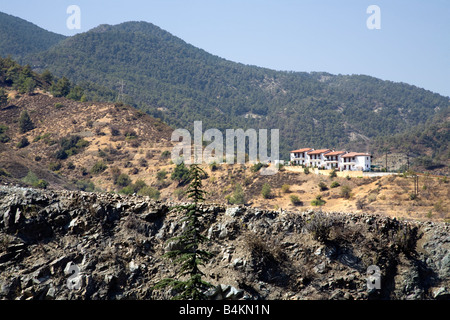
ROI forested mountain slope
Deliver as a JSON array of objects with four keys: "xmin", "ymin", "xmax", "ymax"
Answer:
[
  {"xmin": 1, "ymin": 13, "xmax": 448, "ymax": 160},
  {"xmin": 0, "ymin": 12, "xmax": 66, "ymax": 59}
]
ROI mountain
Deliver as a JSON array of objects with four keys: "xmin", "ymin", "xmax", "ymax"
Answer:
[
  {"xmin": 372, "ymin": 106, "xmax": 449, "ymax": 172},
  {"xmin": 1, "ymin": 13, "xmax": 449, "ymax": 161},
  {"xmin": 0, "ymin": 12, "xmax": 66, "ymax": 59}
]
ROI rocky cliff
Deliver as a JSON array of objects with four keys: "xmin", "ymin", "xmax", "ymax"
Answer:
[{"xmin": 0, "ymin": 186, "xmax": 448, "ymax": 300}]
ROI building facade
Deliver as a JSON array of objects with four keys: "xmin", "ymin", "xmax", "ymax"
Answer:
[{"xmin": 290, "ymin": 148, "xmax": 371, "ymax": 171}]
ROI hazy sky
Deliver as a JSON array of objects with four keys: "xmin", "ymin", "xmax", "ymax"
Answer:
[{"xmin": 1, "ymin": 0, "xmax": 449, "ymax": 97}]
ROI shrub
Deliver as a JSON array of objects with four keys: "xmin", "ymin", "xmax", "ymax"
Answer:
[
  {"xmin": 161, "ymin": 150, "xmax": 171, "ymax": 159},
  {"xmin": 55, "ymin": 135, "xmax": 88, "ymax": 159},
  {"xmin": 304, "ymin": 211, "xmax": 334, "ymax": 243},
  {"xmin": 119, "ymin": 185, "xmax": 135, "ymax": 195},
  {"xmin": 438, "ymin": 176, "xmax": 448, "ymax": 184},
  {"xmin": 22, "ymin": 171, "xmax": 39, "ymax": 186},
  {"xmin": 281, "ymin": 184, "xmax": 290, "ymax": 193},
  {"xmin": 48, "ymin": 162, "xmax": 61, "ymax": 171},
  {"xmin": 116, "ymin": 173, "xmax": 131, "ymax": 187},
  {"xmin": 75, "ymin": 179, "xmax": 95, "ymax": 192},
  {"xmin": 110, "ymin": 126, "xmax": 121, "ymax": 136},
  {"xmin": 110, "ymin": 166, "xmax": 121, "ymax": 183},
  {"xmin": 393, "ymin": 225, "xmax": 418, "ymax": 255},
  {"xmin": 311, "ymin": 194, "xmax": 326, "ymax": 206},
  {"xmin": 433, "ymin": 199, "xmax": 446, "ymax": 214},
  {"xmin": 251, "ymin": 162, "xmax": 264, "ymax": 173},
  {"xmin": 303, "ymin": 167, "xmax": 310, "ymax": 174},
  {"xmin": 0, "ymin": 168, "xmax": 11, "ymax": 177},
  {"xmin": 91, "ymin": 161, "xmax": 107, "ymax": 174},
  {"xmin": 129, "ymin": 167, "xmax": 139, "ymax": 175},
  {"xmin": 36, "ymin": 179, "xmax": 49, "ymax": 189},
  {"xmin": 329, "ymin": 169, "xmax": 337, "ymax": 178},
  {"xmin": 139, "ymin": 158, "xmax": 148, "ymax": 167},
  {"xmin": 290, "ymin": 195, "xmax": 302, "ymax": 206},
  {"xmin": 409, "ymin": 193, "xmax": 418, "ymax": 200},
  {"xmin": 0, "ymin": 124, "xmax": 10, "ymax": 143},
  {"xmin": 318, "ymin": 181, "xmax": 328, "ymax": 191},
  {"xmin": 22, "ymin": 171, "xmax": 48, "ymax": 189},
  {"xmin": 16, "ymin": 137, "xmax": 29, "ymax": 148},
  {"xmin": 243, "ymin": 176, "xmax": 252, "ymax": 186},
  {"xmin": 367, "ymin": 193, "xmax": 377, "ymax": 203},
  {"xmin": 330, "ymin": 181, "xmax": 340, "ymax": 188},
  {"xmin": 137, "ymin": 186, "xmax": 160, "ymax": 200},
  {"xmin": 261, "ymin": 183, "xmax": 272, "ymax": 199},
  {"xmin": 124, "ymin": 129, "xmax": 137, "ymax": 140},
  {"xmin": 174, "ymin": 188, "xmax": 186, "ymax": 200},
  {"xmin": 156, "ymin": 169, "xmax": 167, "ymax": 181},
  {"xmin": 54, "ymin": 103, "xmax": 64, "ymax": 109},
  {"xmin": 67, "ymin": 162, "xmax": 75, "ymax": 170},
  {"xmin": 209, "ymin": 162, "xmax": 218, "ymax": 171},
  {"xmin": 340, "ymin": 185, "xmax": 352, "ymax": 199},
  {"xmin": 356, "ymin": 198, "xmax": 366, "ymax": 210},
  {"xmin": 244, "ymin": 232, "xmax": 285, "ymax": 276},
  {"xmin": 54, "ymin": 149, "xmax": 68, "ymax": 160},
  {"xmin": 133, "ymin": 179, "xmax": 147, "ymax": 192}
]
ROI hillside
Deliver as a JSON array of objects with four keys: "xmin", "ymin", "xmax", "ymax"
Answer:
[
  {"xmin": 0, "ymin": 56, "xmax": 447, "ymax": 222},
  {"xmin": 372, "ymin": 106, "xmax": 450, "ymax": 173},
  {"xmin": 0, "ymin": 12, "xmax": 65, "ymax": 59},
  {"xmin": 2, "ymin": 17, "xmax": 443, "ymax": 160},
  {"xmin": 0, "ymin": 89, "xmax": 448, "ymax": 223},
  {"xmin": 0, "ymin": 186, "xmax": 448, "ymax": 300},
  {"xmin": 0, "ymin": 90, "xmax": 175, "ymax": 192}
]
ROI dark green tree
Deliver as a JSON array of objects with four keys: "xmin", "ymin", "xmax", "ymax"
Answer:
[
  {"xmin": 51, "ymin": 77, "xmax": 71, "ymax": 97},
  {"xmin": 171, "ymin": 162, "xmax": 191, "ymax": 185},
  {"xmin": 18, "ymin": 110, "xmax": 34, "ymax": 133},
  {"xmin": 41, "ymin": 69, "xmax": 53, "ymax": 83},
  {"xmin": 0, "ymin": 88, "xmax": 7, "ymax": 105},
  {"xmin": 154, "ymin": 164, "xmax": 214, "ymax": 300},
  {"xmin": 229, "ymin": 183, "xmax": 245, "ymax": 205}
]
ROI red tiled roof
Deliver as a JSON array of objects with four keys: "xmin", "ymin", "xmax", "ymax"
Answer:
[
  {"xmin": 307, "ymin": 149, "xmax": 331, "ymax": 155},
  {"xmin": 326, "ymin": 151, "xmax": 347, "ymax": 156},
  {"xmin": 290, "ymin": 148, "xmax": 313, "ymax": 153},
  {"xmin": 342, "ymin": 152, "xmax": 371, "ymax": 158}
]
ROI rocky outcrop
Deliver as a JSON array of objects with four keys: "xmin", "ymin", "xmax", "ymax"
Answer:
[{"xmin": 0, "ymin": 186, "xmax": 448, "ymax": 300}]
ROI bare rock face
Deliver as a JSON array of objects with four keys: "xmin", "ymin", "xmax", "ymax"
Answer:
[{"xmin": 0, "ymin": 185, "xmax": 448, "ymax": 300}]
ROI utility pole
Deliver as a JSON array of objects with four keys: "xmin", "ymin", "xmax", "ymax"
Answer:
[
  {"xmin": 116, "ymin": 79, "xmax": 125, "ymax": 102},
  {"xmin": 412, "ymin": 173, "xmax": 419, "ymax": 196},
  {"xmin": 385, "ymin": 151, "xmax": 388, "ymax": 172}
]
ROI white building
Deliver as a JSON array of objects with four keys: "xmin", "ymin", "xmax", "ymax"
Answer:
[
  {"xmin": 307, "ymin": 149, "xmax": 331, "ymax": 168},
  {"xmin": 290, "ymin": 148, "xmax": 313, "ymax": 165},
  {"xmin": 324, "ymin": 151, "xmax": 347, "ymax": 170},
  {"xmin": 289, "ymin": 148, "xmax": 372, "ymax": 171},
  {"xmin": 341, "ymin": 152, "xmax": 372, "ymax": 171}
]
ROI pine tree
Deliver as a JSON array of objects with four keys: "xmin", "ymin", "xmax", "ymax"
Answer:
[
  {"xmin": 154, "ymin": 164, "xmax": 214, "ymax": 300},
  {"xmin": 18, "ymin": 110, "xmax": 34, "ymax": 133},
  {"xmin": 0, "ymin": 88, "xmax": 7, "ymax": 105}
]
